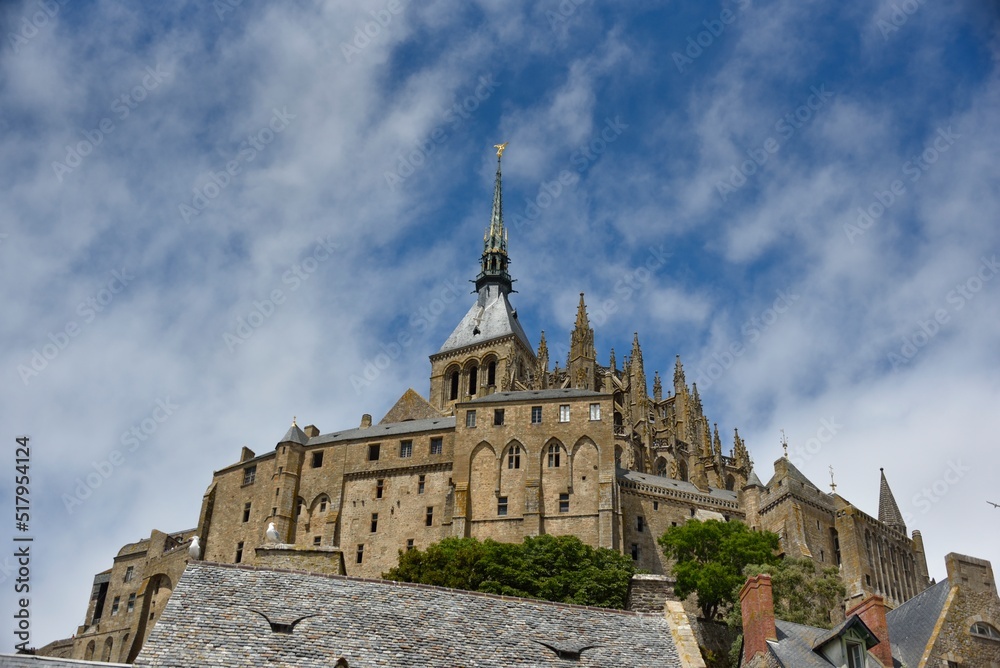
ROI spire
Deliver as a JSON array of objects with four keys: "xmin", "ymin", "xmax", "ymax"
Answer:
[
  {"xmin": 673, "ymin": 355, "xmax": 686, "ymax": 394},
  {"xmin": 609, "ymin": 348, "xmax": 616, "ymax": 374},
  {"xmin": 653, "ymin": 371, "xmax": 662, "ymax": 401},
  {"xmin": 569, "ymin": 293, "xmax": 596, "ymax": 361},
  {"xmin": 475, "ymin": 144, "xmax": 513, "ymax": 294},
  {"xmin": 536, "ymin": 331, "xmax": 549, "ymax": 389},
  {"xmin": 878, "ymin": 468, "xmax": 906, "ymax": 535}
]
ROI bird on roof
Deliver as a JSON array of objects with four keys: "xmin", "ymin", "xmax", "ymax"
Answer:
[
  {"xmin": 249, "ymin": 609, "xmax": 318, "ymax": 634},
  {"xmin": 266, "ymin": 522, "xmax": 280, "ymax": 543},
  {"xmin": 531, "ymin": 639, "xmax": 601, "ymax": 660},
  {"xmin": 188, "ymin": 536, "xmax": 200, "ymax": 560}
]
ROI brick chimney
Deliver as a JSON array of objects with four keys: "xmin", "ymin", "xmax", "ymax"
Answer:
[
  {"xmin": 739, "ymin": 574, "xmax": 777, "ymax": 662},
  {"xmin": 846, "ymin": 595, "xmax": 892, "ymax": 668}
]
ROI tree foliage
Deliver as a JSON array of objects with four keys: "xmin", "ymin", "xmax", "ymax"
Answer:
[
  {"xmin": 383, "ymin": 534, "xmax": 637, "ymax": 608},
  {"xmin": 658, "ymin": 519, "xmax": 780, "ymax": 619},
  {"xmin": 729, "ymin": 557, "xmax": 847, "ymax": 629}
]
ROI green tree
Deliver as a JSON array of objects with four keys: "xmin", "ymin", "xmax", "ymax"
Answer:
[
  {"xmin": 658, "ymin": 519, "xmax": 780, "ymax": 619},
  {"xmin": 383, "ymin": 534, "xmax": 636, "ymax": 608}
]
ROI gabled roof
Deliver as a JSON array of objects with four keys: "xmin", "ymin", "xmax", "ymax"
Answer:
[
  {"xmin": 309, "ymin": 416, "xmax": 455, "ymax": 446},
  {"xmin": 436, "ymin": 284, "xmax": 532, "ymax": 355},
  {"xmin": 766, "ymin": 619, "xmax": 879, "ymax": 668},
  {"xmin": 378, "ymin": 388, "xmax": 443, "ymax": 424},
  {"xmin": 886, "ymin": 578, "xmax": 952, "ymax": 668},
  {"xmin": 135, "ymin": 563, "xmax": 688, "ymax": 667},
  {"xmin": 0, "ymin": 656, "xmax": 130, "ymax": 668}
]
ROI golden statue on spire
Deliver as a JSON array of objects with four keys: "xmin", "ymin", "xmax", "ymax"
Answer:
[{"xmin": 494, "ymin": 142, "xmax": 508, "ymax": 158}]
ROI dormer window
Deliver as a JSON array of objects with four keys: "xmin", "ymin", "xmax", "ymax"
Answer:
[
  {"xmin": 971, "ymin": 621, "xmax": 1000, "ymax": 640},
  {"xmin": 846, "ymin": 641, "xmax": 865, "ymax": 667}
]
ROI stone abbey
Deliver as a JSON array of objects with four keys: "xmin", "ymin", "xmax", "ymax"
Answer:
[{"xmin": 48, "ymin": 151, "xmax": 935, "ymax": 663}]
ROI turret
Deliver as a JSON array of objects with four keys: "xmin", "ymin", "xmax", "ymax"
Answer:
[{"xmin": 567, "ymin": 293, "xmax": 597, "ymax": 390}]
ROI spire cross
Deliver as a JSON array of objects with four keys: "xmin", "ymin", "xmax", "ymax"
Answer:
[
  {"xmin": 494, "ymin": 142, "xmax": 508, "ymax": 158},
  {"xmin": 780, "ymin": 429, "xmax": 788, "ymax": 459},
  {"xmin": 829, "ymin": 465, "xmax": 837, "ymax": 492}
]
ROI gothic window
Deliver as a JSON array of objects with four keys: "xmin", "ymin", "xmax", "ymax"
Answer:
[
  {"xmin": 677, "ymin": 459, "xmax": 688, "ymax": 482},
  {"xmin": 468, "ymin": 365, "xmax": 478, "ymax": 395},
  {"xmin": 242, "ymin": 465, "xmax": 256, "ymax": 486},
  {"xmin": 430, "ymin": 437, "xmax": 443, "ymax": 455},
  {"xmin": 547, "ymin": 444, "xmax": 561, "ymax": 467},
  {"xmin": 726, "ymin": 474, "xmax": 736, "ymax": 491},
  {"xmin": 656, "ymin": 459, "xmax": 667, "ymax": 477},
  {"xmin": 508, "ymin": 445, "xmax": 521, "ymax": 469},
  {"xmin": 102, "ymin": 638, "xmax": 114, "ymax": 662},
  {"xmin": 85, "ymin": 641, "xmax": 96, "ymax": 660},
  {"xmin": 971, "ymin": 621, "xmax": 1000, "ymax": 640},
  {"xmin": 119, "ymin": 634, "xmax": 130, "ymax": 662},
  {"xmin": 449, "ymin": 370, "xmax": 459, "ymax": 400},
  {"xmin": 487, "ymin": 360, "xmax": 496, "ymax": 386}
]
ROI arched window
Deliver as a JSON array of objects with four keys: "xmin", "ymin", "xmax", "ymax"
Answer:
[
  {"xmin": 677, "ymin": 459, "xmax": 688, "ymax": 482},
  {"xmin": 547, "ymin": 444, "xmax": 561, "ymax": 468},
  {"xmin": 449, "ymin": 370, "xmax": 459, "ymax": 401},
  {"xmin": 656, "ymin": 458, "xmax": 667, "ymax": 477},
  {"xmin": 101, "ymin": 637, "xmax": 114, "ymax": 661},
  {"xmin": 119, "ymin": 634, "xmax": 130, "ymax": 661},
  {"xmin": 725, "ymin": 474, "xmax": 736, "ymax": 491},
  {"xmin": 971, "ymin": 621, "xmax": 1000, "ymax": 640},
  {"xmin": 84, "ymin": 641, "xmax": 96, "ymax": 660},
  {"xmin": 487, "ymin": 360, "xmax": 496, "ymax": 386},
  {"xmin": 507, "ymin": 445, "xmax": 521, "ymax": 469},
  {"xmin": 468, "ymin": 365, "xmax": 478, "ymax": 395}
]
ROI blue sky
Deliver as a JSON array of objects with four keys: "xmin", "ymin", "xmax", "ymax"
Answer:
[{"xmin": 2, "ymin": 0, "xmax": 999, "ymax": 649}]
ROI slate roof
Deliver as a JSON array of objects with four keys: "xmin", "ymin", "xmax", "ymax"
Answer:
[
  {"xmin": 278, "ymin": 423, "xmax": 308, "ymax": 446},
  {"xmin": 436, "ymin": 284, "xmax": 533, "ymax": 355},
  {"xmin": 765, "ymin": 619, "xmax": 878, "ymax": 668},
  {"xmin": 886, "ymin": 578, "xmax": 951, "ymax": 668},
  {"xmin": 308, "ymin": 416, "xmax": 455, "ymax": 446},
  {"xmin": 0, "ymin": 656, "xmax": 129, "ymax": 668},
  {"xmin": 135, "ymin": 563, "xmax": 686, "ymax": 668},
  {"xmin": 464, "ymin": 388, "xmax": 605, "ymax": 404},
  {"xmin": 619, "ymin": 470, "xmax": 739, "ymax": 503}
]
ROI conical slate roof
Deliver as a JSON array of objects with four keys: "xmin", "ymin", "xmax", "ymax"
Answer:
[
  {"xmin": 279, "ymin": 420, "xmax": 308, "ymax": 446},
  {"xmin": 878, "ymin": 468, "xmax": 906, "ymax": 535}
]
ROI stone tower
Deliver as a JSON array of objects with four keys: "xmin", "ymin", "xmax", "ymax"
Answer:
[{"xmin": 428, "ymin": 148, "xmax": 536, "ymax": 412}]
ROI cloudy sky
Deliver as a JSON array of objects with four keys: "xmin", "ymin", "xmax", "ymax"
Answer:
[{"xmin": 2, "ymin": 0, "xmax": 998, "ymax": 649}]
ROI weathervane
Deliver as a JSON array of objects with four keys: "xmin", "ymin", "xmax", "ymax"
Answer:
[
  {"xmin": 829, "ymin": 465, "xmax": 837, "ymax": 493},
  {"xmin": 780, "ymin": 429, "xmax": 788, "ymax": 459},
  {"xmin": 494, "ymin": 142, "xmax": 508, "ymax": 158}
]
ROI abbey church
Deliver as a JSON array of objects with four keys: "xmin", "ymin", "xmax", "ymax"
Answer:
[{"xmin": 43, "ymin": 150, "xmax": 936, "ymax": 663}]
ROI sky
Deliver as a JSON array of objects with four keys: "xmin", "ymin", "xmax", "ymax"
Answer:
[{"xmin": 1, "ymin": 0, "xmax": 998, "ymax": 651}]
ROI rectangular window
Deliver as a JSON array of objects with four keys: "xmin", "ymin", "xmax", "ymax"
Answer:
[
  {"xmin": 123, "ymin": 566, "xmax": 134, "ymax": 583},
  {"xmin": 418, "ymin": 474, "xmax": 425, "ymax": 494},
  {"xmin": 498, "ymin": 496, "xmax": 508, "ymax": 516},
  {"xmin": 371, "ymin": 513, "xmax": 378, "ymax": 533},
  {"xmin": 235, "ymin": 541, "xmax": 244, "ymax": 564},
  {"xmin": 637, "ymin": 516, "xmax": 644, "ymax": 532},
  {"xmin": 243, "ymin": 502, "xmax": 251, "ymax": 523},
  {"xmin": 508, "ymin": 446, "xmax": 521, "ymax": 469},
  {"xmin": 653, "ymin": 501, "xmax": 659, "ymax": 511},
  {"xmin": 126, "ymin": 593, "xmax": 136, "ymax": 613},
  {"xmin": 425, "ymin": 506, "xmax": 434, "ymax": 526},
  {"xmin": 311, "ymin": 451, "xmax": 324, "ymax": 468},
  {"xmin": 466, "ymin": 410, "xmax": 477, "ymax": 428},
  {"xmin": 242, "ymin": 465, "xmax": 256, "ymax": 486},
  {"xmin": 356, "ymin": 544, "xmax": 364, "ymax": 564},
  {"xmin": 559, "ymin": 493, "xmax": 570, "ymax": 513},
  {"xmin": 531, "ymin": 406, "xmax": 542, "ymax": 424},
  {"xmin": 368, "ymin": 444, "xmax": 380, "ymax": 461},
  {"xmin": 399, "ymin": 440, "xmax": 413, "ymax": 458},
  {"xmin": 590, "ymin": 403, "xmax": 601, "ymax": 421},
  {"xmin": 494, "ymin": 408, "xmax": 505, "ymax": 426},
  {"xmin": 271, "ymin": 506, "xmax": 277, "ymax": 517},
  {"xmin": 430, "ymin": 437, "xmax": 443, "ymax": 455},
  {"xmin": 406, "ymin": 538, "xmax": 415, "ymax": 551},
  {"xmin": 559, "ymin": 404, "xmax": 570, "ymax": 422},
  {"xmin": 111, "ymin": 596, "xmax": 120, "ymax": 616},
  {"xmin": 376, "ymin": 479, "xmax": 384, "ymax": 498},
  {"xmin": 547, "ymin": 445, "xmax": 561, "ymax": 468},
  {"xmin": 313, "ymin": 536, "xmax": 322, "ymax": 546},
  {"xmin": 846, "ymin": 642, "xmax": 865, "ymax": 668},
  {"xmin": 631, "ymin": 544, "xmax": 639, "ymax": 561}
]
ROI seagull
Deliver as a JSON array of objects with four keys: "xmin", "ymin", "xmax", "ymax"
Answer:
[
  {"xmin": 266, "ymin": 522, "xmax": 280, "ymax": 543},
  {"xmin": 988, "ymin": 501, "xmax": 1000, "ymax": 508},
  {"xmin": 530, "ymin": 639, "xmax": 601, "ymax": 660},
  {"xmin": 188, "ymin": 536, "xmax": 201, "ymax": 560},
  {"xmin": 248, "ymin": 609, "xmax": 318, "ymax": 634}
]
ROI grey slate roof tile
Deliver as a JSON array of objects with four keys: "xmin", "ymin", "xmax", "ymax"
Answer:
[
  {"xmin": 0, "ymin": 656, "xmax": 129, "ymax": 668},
  {"xmin": 885, "ymin": 578, "xmax": 951, "ymax": 668},
  {"xmin": 135, "ymin": 563, "xmax": 686, "ymax": 667}
]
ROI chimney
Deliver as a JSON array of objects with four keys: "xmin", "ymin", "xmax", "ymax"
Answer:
[
  {"xmin": 360, "ymin": 414, "xmax": 372, "ymax": 429},
  {"xmin": 846, "ymin": 595, "xmax": 892, "ymax": 668},
  {"xmin": 240, "ymin": 446, "xmax": 256, "ymax": 462},
  {"xmin": 303, "ymin": 425, "xmax": 320, "ymax": 438},
  {"xmin": 739, "ymin": 574, "xmax": 777, "ymax": 662}
]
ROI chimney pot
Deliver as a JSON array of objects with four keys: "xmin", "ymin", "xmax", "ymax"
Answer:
[{"xmin": 739, "ymin": 573, "xmax": 777, "ymax": 662}]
